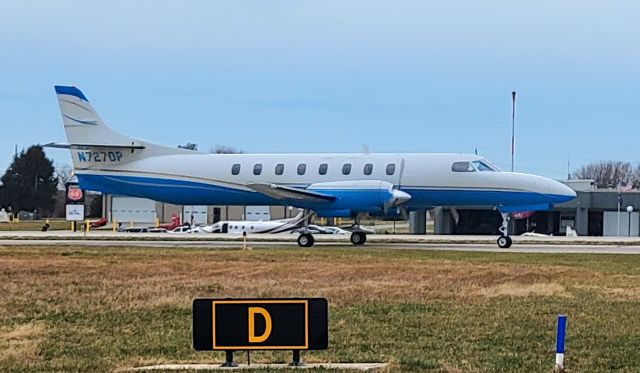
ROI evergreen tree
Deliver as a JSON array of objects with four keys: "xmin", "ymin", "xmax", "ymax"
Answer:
[{"xmin": 0, "ymin": 145, "xmax": 57, "ymax": 216}]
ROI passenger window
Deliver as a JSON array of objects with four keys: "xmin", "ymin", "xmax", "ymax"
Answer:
[
  {"xmin": 297, "ymin": 163, "xmax": 307, "ymax": 175},
  {"xmin": 364, "ymin": 163, "xmax": 373, "ymax": 175},
  {"xmin": 386, "ymin": 163, "xmax": 396, "ymax": 175},
  {"xmin": 342, "ymin": 163, "xmax": 352, "ymax": 175},
  {"xmin": 452, "ymin": 161, "xmax": 476, "ymax": 172},
  {"xmin": 319, "ymin": 163, "xmax": 328, "ymax": 175},
  {"xmin": 275, "ymin": 163, "xmax": 284, "ymax": 175},
  {"xmin": 253, "ymin": 163, "xmax": 262, "ymax": 175},
  {"xmin": 231, "ymin": 163, "xmax": 241, "ymax": 175}
]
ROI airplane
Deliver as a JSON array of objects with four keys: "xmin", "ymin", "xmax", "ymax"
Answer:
[
  {"xmin": 207, "ymin": 210, "xmax": 313, "ymax": 234},
  {"xmin": 46, "ymin": 86, "xmax": 576, "ymax": 248}
]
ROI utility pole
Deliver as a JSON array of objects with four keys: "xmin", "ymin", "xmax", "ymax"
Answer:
[{"xmin": 511, "ymin": 91, "xmax": 516, "ymax": 172}]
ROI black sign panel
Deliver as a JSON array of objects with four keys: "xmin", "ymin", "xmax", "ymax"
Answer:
[
  {"xmin": 193, "ymin": 298, "xmax": 328, "ymax": 351},
  {"xmin": 65, "ymin": 182, "xmax": 85, "ymax": 204}
]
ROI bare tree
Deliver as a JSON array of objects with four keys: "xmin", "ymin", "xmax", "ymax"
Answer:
[
  {"xmin": 55, "ymin": 163, "xmax": 73, "ymax": 190},
  {"xmin": 572, "ymin": 161, "xmax": 637, "ymax": 189},
  {"xmin": 211, "ymin": 145, "xmax": 243, "ymax": 154}
]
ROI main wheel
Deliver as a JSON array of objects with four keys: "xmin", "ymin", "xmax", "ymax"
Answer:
[
  {"xmin": 297, "ymin": 233, "xmax": 315, "ymax": 247},
  {"xmin": 497, "ymin": 235, "xmax": 512, "ymax": 248},
  {"xmin": 350, "ymin": 231, "xmax": 367, "ymax": 246}
]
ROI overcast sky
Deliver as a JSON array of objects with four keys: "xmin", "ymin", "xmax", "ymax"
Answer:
[{"xmin": 1, "ymin": 1, "xmax": 638, "ymax": 178}]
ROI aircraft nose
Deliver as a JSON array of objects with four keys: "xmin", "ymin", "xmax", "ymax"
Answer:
[{"xmin": 545, "ymin": 179, "xmax": 577, "ymax": 203}]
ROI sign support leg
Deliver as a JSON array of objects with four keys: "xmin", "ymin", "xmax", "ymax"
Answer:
[
  {"xmin": 221, "ymin": 351, "xmax": 237, "ymax": 368},
  {"xmin": 290, "ymin": 350, "xmax": 302, "ymax": 366}
]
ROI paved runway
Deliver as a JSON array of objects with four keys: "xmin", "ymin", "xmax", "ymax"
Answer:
[{"xmin": 2, "ymin": 238, "xmax": 640, "ymax": 254}]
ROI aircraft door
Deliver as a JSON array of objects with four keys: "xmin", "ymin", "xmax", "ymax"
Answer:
[
  {"xmin": 398, "ymin": 157, "xmax": 406, "ymax": 187},
  {"xmin": 221, "ymin": 223, "xmax": 228, "ymax": 233}
]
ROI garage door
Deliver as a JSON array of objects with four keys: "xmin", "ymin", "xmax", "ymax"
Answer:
[
  {"xmin": 111, "ymin": 197, "xmax": 157, "ymax": 223},
  {"xmin": 183, "ymin": 205, "xmax": 208, "ymax": 225},
  {"xmin": 245, "ymin": 206, "xmax": 270, "ymax": 221}
]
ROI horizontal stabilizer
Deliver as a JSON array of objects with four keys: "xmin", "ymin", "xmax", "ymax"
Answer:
[
  {"xmin": 247, "ymin": 183, "xmax": 336, "ymax": 202},
  {"xmin": 43, "ymin": 142, "xmax": 146, "ymax": 150}
]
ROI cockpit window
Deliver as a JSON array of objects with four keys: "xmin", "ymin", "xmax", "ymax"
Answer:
[
  {"xmin": 472, "ymin": 160, "xmax": 496, "ymax": 172},
  {"xmin": 451, "ymin": 161, "xmax": 476, "ymax": 172}
]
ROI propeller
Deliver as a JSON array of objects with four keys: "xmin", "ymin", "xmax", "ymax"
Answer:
[{"xmin": 384, "ymin": 188, "xmax": 412, "ymax": 219}]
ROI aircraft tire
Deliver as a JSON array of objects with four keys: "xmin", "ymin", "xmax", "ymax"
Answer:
[
  {"xmin": 497, "ymin": 235, "xmax": 512, "ymax": 248},
  {"xmin": 297, "ymin": 233, "xmax": 315, "ymax": 247},
  {"xmin": 350, "ymin": 232, "xmax": 366, "ymax": 245}
]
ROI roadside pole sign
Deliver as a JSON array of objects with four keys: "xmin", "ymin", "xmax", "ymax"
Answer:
[
  {"xmin": 65, "ymin": 181, "xmax": 85, "ymax": 223},
  {"xmin": 193, "ymin": 298, "xmax": 328, "ymax": 366},
  {"xmin": 65, "ymin": 204, "xmax": 85, "ymax": 221}
]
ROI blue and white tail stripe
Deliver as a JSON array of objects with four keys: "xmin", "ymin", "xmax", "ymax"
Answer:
[{"xmin": 55, "ymin": 85, "xmax": 89, "ymax": 101}]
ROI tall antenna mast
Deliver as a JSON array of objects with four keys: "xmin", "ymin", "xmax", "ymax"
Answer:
[{"xmin": 511, "ymin": 91, "xmax": 516, "ymax": 172}]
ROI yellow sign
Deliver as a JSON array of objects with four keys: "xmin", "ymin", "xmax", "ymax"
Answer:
[{"xmin": 248, "ymin": 307, "xmax": 272, "ymax": 343}]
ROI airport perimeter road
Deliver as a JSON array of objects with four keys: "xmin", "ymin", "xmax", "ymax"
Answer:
[{"xmin": 3, "ymin": 238, "xmax": 640, "ymax": 254}]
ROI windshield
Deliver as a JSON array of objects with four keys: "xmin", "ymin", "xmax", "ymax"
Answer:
[{"xmin": 472, "ymin": 160, "xmax": 497, "ymax": 172}]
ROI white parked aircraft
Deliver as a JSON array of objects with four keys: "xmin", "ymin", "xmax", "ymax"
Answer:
[
  {"xmin": 207, "ymin": 210, "xmax": 313, "ymax": 234},
  {"xmin": 47, "ymin": 86, "xmax": 576, "ymax": 248}
]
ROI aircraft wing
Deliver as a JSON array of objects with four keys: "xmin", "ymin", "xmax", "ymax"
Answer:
[{"xmin": 246, "ymin": 183, "xmax": 336, "ymax": 202}]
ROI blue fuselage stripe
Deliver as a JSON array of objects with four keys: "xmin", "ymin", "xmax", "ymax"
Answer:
[{"xmin": 77, "ymin": 173, "xmax": 567, "ymax": 211}]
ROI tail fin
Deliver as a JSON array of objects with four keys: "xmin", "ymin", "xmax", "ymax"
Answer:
[
  {"xmin": 52, "ymin": 85, "xmax": 193, "ymax": 168},
  {"xmin": 55, "ymin": 86, "xmax": 137, "ymax": 146}
]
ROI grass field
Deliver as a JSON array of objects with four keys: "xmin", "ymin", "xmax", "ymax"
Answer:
[{"xmin": 1, "ymin": 245, "xmax": 640, "ymax": 372}]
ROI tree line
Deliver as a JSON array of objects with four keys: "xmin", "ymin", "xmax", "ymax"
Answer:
[{"xmin": 572, "ymin": 161, "xmax": 640, "ymax": 189}]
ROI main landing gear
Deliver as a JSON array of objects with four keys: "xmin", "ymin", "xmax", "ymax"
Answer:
[
  {"xmin": 297, "ymin": 232, "xmax": 315, "ymax": 248},
  {"xmin": 497, "ymin": 212, "xmax": 513, "ymax": 248},
  {"xmin": 296, "ymin": 230, "xmax": 367, "ymax": 248},
  {"xmin": 350, "ymin": 231, "xmax": 366, "ymax": 245},
  {"xmin": 296, "ymin": 214, "xmax": 368, "ymax": 248}
]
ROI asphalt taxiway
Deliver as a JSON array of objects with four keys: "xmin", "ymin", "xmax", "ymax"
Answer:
[{"xmin": 2, "ymin": 231, "xmax": 640, "ymax": 254}]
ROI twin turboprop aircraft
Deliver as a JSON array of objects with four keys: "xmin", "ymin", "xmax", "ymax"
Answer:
[{"xmin": 48, "ymin": 86, "xmax": 576, "ymax": 248}]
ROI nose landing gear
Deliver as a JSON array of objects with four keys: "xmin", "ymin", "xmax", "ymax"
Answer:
[{"xmin": 497, "ymin": 212, "xmax": 513, "ymax": 248}]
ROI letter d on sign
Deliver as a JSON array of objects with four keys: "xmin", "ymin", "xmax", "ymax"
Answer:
[{"xmin": 248, "ymin": 307, "xmax": 272, "ymax": 343}]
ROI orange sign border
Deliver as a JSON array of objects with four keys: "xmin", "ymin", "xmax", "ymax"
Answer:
[{"xmin": 212, "ymin": 299, "xmax": 309, "ymax": 350}]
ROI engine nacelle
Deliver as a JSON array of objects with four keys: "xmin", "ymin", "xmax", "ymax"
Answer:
[{"xmin": 308, "ymin": 180, "xmax": 411, "ymax": 216}]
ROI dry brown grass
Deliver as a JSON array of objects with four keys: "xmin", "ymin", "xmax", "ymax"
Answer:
[
  {"xmin": 476, "ymin": 282, "xmax": 571, "ymax": 298},
  {"xmin": 2, "ymin": 246, "xmax": 638, "ymax": 314},
  {"xmin": 2, "ymin": 246, "xmax": 640, "ymax": 372},
  {"xmin": 0, "ymin": 321, "xmax": 45, "ymax": 363},
  {"xmin": 0, "ymin": 248, "xmax": 594, "ymax": 311}
]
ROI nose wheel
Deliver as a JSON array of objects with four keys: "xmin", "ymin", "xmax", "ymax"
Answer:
[{"xmin": 497, "ymin": 212, "xmax": 513, "ymax": 248}]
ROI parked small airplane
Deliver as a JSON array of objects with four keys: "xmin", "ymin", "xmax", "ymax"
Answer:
[
  {"xmin": 47, "ymin": 86, "xmax": 576, "ymax": 248},
  {"xmin": 207, "ymin": 210, "xmax": 313, "ymax": 234},
  {"xmin": 158, "ymin": 215, "xmax": 181, "ymax": 231}
]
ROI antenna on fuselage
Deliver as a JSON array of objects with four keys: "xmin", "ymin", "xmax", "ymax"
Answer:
[{"xmin": 362, "ymin": 144, "xmax": 370, "ymax": 155}]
